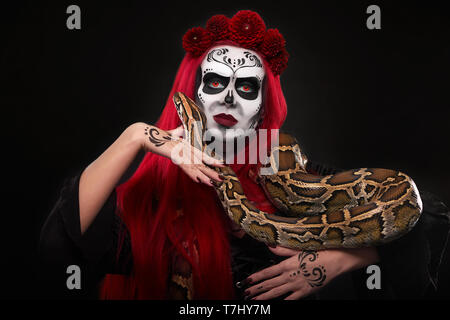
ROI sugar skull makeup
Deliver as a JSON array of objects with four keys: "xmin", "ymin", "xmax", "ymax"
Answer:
[{"xmin": 196, "ymin": 45, "xmax": 265, "ymax": 142}]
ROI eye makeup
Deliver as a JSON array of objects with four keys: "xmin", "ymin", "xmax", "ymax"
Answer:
[
  {"xmin": 202, "ymin": 72, "xmax": 230, "ymax": 94},
  {"xmin": 235, "ymin": 77, "xmax": 260, "ymax": 100}
]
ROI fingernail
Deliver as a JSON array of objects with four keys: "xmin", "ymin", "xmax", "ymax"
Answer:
[
  {"xmin": 244, "ymin": 289, "xmax": 250, "ymax": 296},
  {"xmin": 218, "ymin": 174, "xmax": 225, "ymax": 180},
  {"xmin": 236, "ymin": 278, "xmax": 252, "ymax": 289},
  {"xmin": 212, "ymin": 180, "xmax": 223, "ymax": 187}
]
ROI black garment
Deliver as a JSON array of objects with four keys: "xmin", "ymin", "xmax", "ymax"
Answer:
[
  {"xmin": 38, "ymin": 170, "xmax": 132, "ymax": 299},
  {"xmin": 38, "ymin": 163, "xmax": 450, "ymax": 299}
]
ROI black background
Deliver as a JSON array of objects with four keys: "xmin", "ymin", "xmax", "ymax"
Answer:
[{"xmin": 1, "ymin": 0, "xmax": 449, "ymax": 299}]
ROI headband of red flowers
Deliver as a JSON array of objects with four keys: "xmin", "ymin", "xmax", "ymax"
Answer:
[{"xmin": 182, "ymin": 10, "xmax": 289, "ymax": 75}]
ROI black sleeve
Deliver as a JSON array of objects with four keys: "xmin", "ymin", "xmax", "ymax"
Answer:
[
  {"xmin": 374, "ymin": 190, "xmax": 450, "ymax": 298},
  {"xmin": 38, "ymin": 171, "xmax": 132, "ymax": 299}
]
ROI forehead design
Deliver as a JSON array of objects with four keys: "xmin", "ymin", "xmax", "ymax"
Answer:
[{"xmin": 202, "ymin": 46, "xmax": 264, "ymax": 79}]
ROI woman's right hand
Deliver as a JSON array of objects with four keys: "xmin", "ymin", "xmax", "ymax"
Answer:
[{"xmin": 135, "ymin": 123, "xmax": 224, "ymax": 187}]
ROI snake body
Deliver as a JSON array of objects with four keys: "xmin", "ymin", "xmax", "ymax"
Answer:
[{"xmin": 173, "ymin": 92, "xmax": 423, "ymax": 250}]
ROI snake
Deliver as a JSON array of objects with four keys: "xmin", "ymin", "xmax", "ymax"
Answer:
[{"xmin": 172, "ymin": 92, "xmax": 423, "ymax": 250}]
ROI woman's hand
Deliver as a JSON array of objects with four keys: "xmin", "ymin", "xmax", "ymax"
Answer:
[
  {"xmin": 78, "ymin": 122, "xmax": 223, "ymax": 234},
  {"xmin": 242, "ymin": 246, "xmax": 379, "ymax": 300},
  {"xmin": 137, "ymin": 123, "xmax": 224, "ymax": 187}
]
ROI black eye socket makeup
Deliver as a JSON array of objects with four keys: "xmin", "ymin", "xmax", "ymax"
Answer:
[
  {"xmin": 235, "ymin": 77, "xmax": 260, "ymax": 100},
  {"xmin": 202, "ymin": 72, "xmax": 230, "ymax": 94}
]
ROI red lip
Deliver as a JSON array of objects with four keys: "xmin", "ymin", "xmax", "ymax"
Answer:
[{"xmin": 213, "ymin": 113, "xmax": 238, "ymax": 127}]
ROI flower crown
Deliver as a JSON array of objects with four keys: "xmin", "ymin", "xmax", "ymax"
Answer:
[{"xmin": 182, "ymin": 10, "xmax": 289, "ymax": 75}]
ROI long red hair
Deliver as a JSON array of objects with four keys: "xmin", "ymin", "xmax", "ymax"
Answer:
[{"xmin": 100, "ymin": 41, "xmax": 287, "ymax": 299}]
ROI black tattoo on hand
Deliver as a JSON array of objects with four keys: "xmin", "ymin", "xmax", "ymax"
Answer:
[
  {"xmin": 145, "ymin": 126, "xmax": 172, "ymax": 147},
  {"xmin": 298, "ymin": 251, "xmax": 327, "ymax": 287},
  {"xmin": 289, "ymin": 270, "xmax": 301, "ymax": 278}
]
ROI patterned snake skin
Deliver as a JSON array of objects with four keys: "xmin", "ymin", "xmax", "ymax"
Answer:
[{"xmin": 173, "ymin": 92, "xmax": 423, "ymax": 250}]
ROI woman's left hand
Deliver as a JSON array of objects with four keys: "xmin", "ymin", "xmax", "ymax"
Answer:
[{"xmin": 242, "ymin": 246, "xmax": 379, "ymax": 300}]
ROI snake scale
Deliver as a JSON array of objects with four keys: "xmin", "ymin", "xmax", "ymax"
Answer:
[{"xmin": 173, "ymin": 92, "xmax": 423, "ymax": 250}]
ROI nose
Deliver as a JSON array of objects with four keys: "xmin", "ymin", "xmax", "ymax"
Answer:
[{"xmin": 224, "ymin": 90, "xmax": 234, "ymax": 105}]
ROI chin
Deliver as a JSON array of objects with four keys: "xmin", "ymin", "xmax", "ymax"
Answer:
[
  {"xmin": 204, "ymin": 127, "xmax": 225, "ymax": 142},
  {"xmin": 224, "ymin": 128, "xmax": 257, "ymax": 142}
]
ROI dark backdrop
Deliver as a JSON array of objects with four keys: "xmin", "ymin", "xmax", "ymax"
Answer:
[{"xmin": 1, "ymin": 0, "xmax": 449, "ymax": 299}]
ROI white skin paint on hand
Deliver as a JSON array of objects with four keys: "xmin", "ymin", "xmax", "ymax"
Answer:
[{"xmin": 196, "ymin": 45, "xmax": 265, "ymax": 143}]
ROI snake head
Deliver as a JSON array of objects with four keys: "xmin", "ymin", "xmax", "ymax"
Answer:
[
  {"xmin": 172, "ymin": 92, "xmax": 185, "ymax": 121},
  {"xmin": 173, "ymin": 92, "xmax": 208, "ymax": 151},
  {"xmin": 173, "ymin": 92, "xmax": 207, "ymax": 132},
  {"xmin": 173, "ymin": 92, "xmax": 206, "ymax": 138}
]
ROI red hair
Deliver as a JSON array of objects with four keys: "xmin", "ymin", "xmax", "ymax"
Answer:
[{"xmin": 100, "ymin": 41, "xmax": 287, "ymax": 299}]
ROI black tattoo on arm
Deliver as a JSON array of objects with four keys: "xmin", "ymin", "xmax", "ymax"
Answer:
[
  {"xmin": 144, "ymin": 126, "xmax": 172, "ymax": 147},
  {"xmin": 298, "ymin": 251, "xmax": 327, "ymax": 288}
]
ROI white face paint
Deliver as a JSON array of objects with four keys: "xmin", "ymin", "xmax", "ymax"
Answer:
[{"xmin": 196, "ymin": 45, "xmax": 265, "ymax": 142}]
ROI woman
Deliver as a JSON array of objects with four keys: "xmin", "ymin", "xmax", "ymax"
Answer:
[{"xmin": 39, "ymin": 10, "xmax": 449, "ymax": 300}]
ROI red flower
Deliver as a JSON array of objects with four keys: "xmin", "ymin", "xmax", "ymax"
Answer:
[
  {"xmin": 259, "ymin": 28, "xmax": 286, "ymax": 58},
  {"xmin": 182, "ymin": 27, "xmax": 212, "ymax": 56},
  {"xmin": 268, "ymin": 47, "xmax": 289, "ymax": 75},
  {"xmin": 229, "ymin": 10, "xmax": 266, "ymax": 48},
  {"xmin": 206, "ymin": 15, "xmax": 230, "ymax": 41},
  {"xmin": 180, "ymin": 11, "xmax": 289, "ymax": 75}
]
